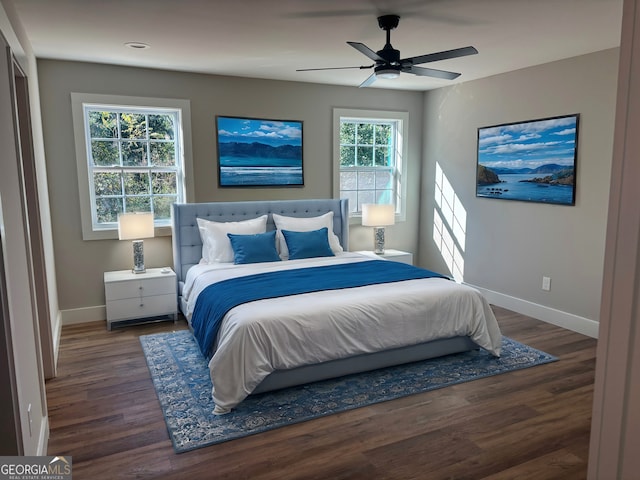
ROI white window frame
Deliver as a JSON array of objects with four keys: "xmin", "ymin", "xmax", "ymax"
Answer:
[
  {"xmin": 71, "ymin": 93, "xmax": 194, "ymax": 240},
  {"xmin": 333, "ymin": 108, "xmax": 408, "ymax": 222}
]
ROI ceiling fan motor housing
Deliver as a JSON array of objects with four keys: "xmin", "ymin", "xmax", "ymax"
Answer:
[{"xmin": 377, "ymin": 45, "xmax": 400, "ymax": 65}]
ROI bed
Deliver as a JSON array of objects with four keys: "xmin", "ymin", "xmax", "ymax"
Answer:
[{"xmin": 172, "ymin": 198, "xmax": 502, "ymax": 414}]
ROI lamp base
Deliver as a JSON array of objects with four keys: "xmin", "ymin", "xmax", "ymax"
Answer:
[
  {"xmin": 373, "ymin": 227, "xmax": 386, "ymax": 254},
  {"xmin": 132, "ymin": 240, "xmax": 146, "ymax": 274}
]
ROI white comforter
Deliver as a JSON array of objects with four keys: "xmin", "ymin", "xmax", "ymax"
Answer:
[{"xmin": 183, "ymin": 253, "xmax": 502, "ymax": 413}]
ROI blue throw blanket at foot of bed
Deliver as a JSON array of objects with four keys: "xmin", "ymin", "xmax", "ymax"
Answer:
[{"xmin": 191, "ymin": 259, "xmax": 447, "ymax": 359}]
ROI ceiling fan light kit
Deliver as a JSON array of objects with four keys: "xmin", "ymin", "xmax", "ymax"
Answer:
[
  {"xmin": 375, "ymin": 66, "xmax": 401, "ymax": 79},
  {"xmin": 296, "ymin": 14, "xmax": 478, "ymax": 87}
]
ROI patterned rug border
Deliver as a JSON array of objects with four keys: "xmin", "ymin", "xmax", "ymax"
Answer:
[{"xmin": 140, "ymin": 331, "xmax": 557, "ymax": 453}]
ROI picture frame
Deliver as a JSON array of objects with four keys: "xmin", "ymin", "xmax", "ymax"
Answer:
[
  {"xmin": 476, "ymin": 113, "xmax": 579, "ymax": 205},
  {"xmin": 216, "ymin": 115, "xmax": 303, "ymax": 187}
]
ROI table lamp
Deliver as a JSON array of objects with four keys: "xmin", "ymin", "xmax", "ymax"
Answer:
[
  {"xmin": 362, "ymin": 204, "xmax": 395, "ymax": 254},
  {"xmin": 118, "ymin": 212, "xmax": 155, "ymax": 274}
]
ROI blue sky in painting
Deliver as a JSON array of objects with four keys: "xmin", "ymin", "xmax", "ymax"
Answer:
[
  {"xmin": 478, "ymin": 115, "xmax": 578, "ymax": 170},
  {"xmin": 217, "ymin": 117, "xmax": 302, "ymax": 147}
]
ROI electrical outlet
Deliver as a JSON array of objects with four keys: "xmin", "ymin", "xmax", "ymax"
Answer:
[{"xmin": 542, "ymin": 276, "xmax": 551, "ymax": 291}]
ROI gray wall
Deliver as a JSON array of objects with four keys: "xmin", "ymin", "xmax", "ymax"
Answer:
[
  {"xmin": 39, "ymin": 49, "xmax": 618, "ymax": 327},
  {"xmin": 420, "ymin": 48, "xmax": 619, "ymax": 325},
  {"xmin": 37, "ymin": 60, "xmax": 424, "ymax": 316}
]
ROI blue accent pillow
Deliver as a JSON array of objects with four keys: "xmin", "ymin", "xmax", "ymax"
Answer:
[
  {"xmin": 282, "ymin": 227, "xmax": 335, "ymax": 260},
  {"xmin": 227, "ymin": 230, "xmax": 281, "ymax": 264}
]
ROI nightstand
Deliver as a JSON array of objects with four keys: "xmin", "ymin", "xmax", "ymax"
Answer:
[
  {"xmin": 355, "ymin": 249, "xmax": 414, "ymax": 265},
  {"xmin": 104, "ymin": 267, "xmax": 177, "ymax": 330}
]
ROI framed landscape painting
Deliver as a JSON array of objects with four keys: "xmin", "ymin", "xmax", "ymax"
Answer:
[
  {"xmin": 216, "ymin": 116, "xmax": 303, "ymax": 187},
  {"xmin": 476, "ymin": 114, "xmax": 579, "ymax": 205}
]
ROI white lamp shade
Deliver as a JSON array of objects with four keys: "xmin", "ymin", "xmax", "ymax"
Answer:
[
  {"xmin": 361, "ymin": 204, "xmax": 395, "ymax": 227},
  {"xmin": 118, "ymin": 212, "xmax": 155, "ymax": 240}
]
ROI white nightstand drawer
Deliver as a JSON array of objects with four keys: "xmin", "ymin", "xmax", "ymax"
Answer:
[
  {"xmin": 105, "ymin": 275, "xmax": 175, "ymax": 301},
  {"xmin": 106, "ymin": 293, "xmax": 177, "ymax": 322}
]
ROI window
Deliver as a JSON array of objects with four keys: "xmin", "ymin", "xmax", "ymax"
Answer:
[
  {"xmin": 333, "ymin": 108, "xmax": 408, "ymax": 219},
  {"xmin": 72, "ymin": 94, "xmax": 193, "ymax": 240}
]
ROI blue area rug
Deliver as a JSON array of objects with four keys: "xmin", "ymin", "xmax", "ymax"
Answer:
[{"xmin": 140, "ymin": 330, "xmax": 556, "ymax": 453}]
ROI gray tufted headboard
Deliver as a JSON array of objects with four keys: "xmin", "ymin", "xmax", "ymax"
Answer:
[{"xmin": 171, "ymin": 198, "xmax": 349, "ymax": 297}]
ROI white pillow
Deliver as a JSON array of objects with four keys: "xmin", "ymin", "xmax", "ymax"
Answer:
[
  {"xmin": 272, "ymin": 211, "xmax": 343, "ymax": 259},
  {"xmin": 197, "ymin": 215, "xmax": 268, "ymax": 263}
]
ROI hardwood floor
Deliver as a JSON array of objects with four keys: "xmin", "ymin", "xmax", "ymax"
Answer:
[{"xmin": 46, "ymin": 306, "xmax": 597, "ymax": 479}]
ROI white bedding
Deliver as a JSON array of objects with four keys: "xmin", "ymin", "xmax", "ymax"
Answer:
[{"xmin": 183, "ymin": 253, "xmax": 502, "ymax": 413}]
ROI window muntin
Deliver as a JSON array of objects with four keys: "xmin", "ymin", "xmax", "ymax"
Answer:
[
  {"xmin": 83, "ymin": 105, "xmax": 184, "ymax": 230},
  {"xmin": 338, "ymin": 117, "xmax": 403, "ymax": 215}
]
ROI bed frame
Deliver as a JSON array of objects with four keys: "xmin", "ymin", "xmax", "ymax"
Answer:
[{"xmin": 171, "ymin": 198, "xmax": 477, "ymax": 394}]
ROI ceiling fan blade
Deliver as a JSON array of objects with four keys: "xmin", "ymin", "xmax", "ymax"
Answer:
[
  {"xmin": 297, "ymin": 65, "xmax": 374, "ymax": 72},
  {"xmin": 358, "ymin": 73, "xmax": 378, "ymax": 88},
  {"xmin": 347, "ymin": 42, "xmax": 385, "ymax": 62},
  {"xmin": 284, "ymin": 8, "xmax": 372, "ymax": 18},
  {"xmin": 402, "ymin": 46, "xmax": 478, "ymax": 66},
  {"xmin": 408, "ymin": 65, "xmax": 461, "ymax": 80}
]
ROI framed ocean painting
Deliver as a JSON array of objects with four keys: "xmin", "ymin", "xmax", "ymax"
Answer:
[
  {"xmin": 216, "ymin": 116, "xmax": 303, "ymax": 187},
  {"xmin": 476, "ymin": 114, "xmax": 579, "ymax": 205}
]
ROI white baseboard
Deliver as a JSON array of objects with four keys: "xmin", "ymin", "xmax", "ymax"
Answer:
[
  {"xmin": 467, "ymin": 283, "xmax": 600, "ymax": 339},
  {"xmin": 37, "ymin": 416, "xmax": 49, "ymax": 456},
  {"xmin": 52, "ymin": 311, "xmax": 62, "ymax": 365},
  {"xmin": 60, "ymin": 305, "xmax": 106, "ymax": 326}
]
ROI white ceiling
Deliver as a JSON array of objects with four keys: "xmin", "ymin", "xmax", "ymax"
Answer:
[{"xmin": 9, "ymin": 0, "xmax": 624, "ymax": 91}]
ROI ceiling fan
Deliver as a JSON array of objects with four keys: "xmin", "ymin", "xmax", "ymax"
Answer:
[{"xmin": 297, "ymin": 14, "xmax": 478, "ymax": 87}]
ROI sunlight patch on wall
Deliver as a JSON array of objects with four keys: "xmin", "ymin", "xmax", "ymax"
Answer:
[{"xmin": 433, "ymin": 162, "xmax": 466, "ymax": 282}]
